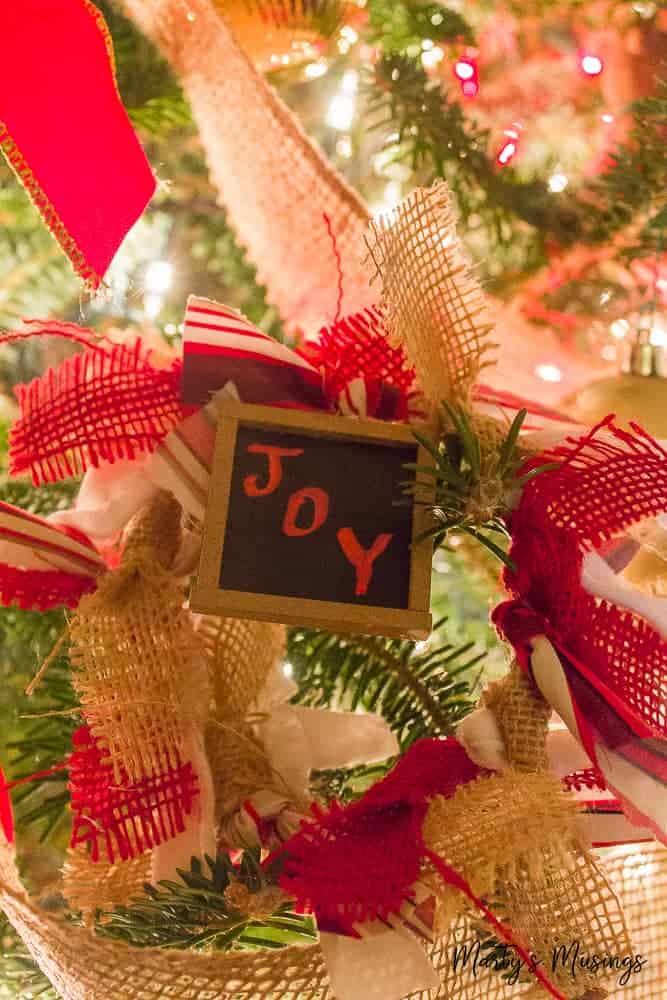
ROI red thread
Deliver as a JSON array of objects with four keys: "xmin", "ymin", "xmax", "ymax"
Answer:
[
  {"xmin": 0, "ymin": 768, "xmax": 14, "ymax": 844},
  {"xmin": 323, "ymin": 212, "xmax": 344, "ymax": 325}
]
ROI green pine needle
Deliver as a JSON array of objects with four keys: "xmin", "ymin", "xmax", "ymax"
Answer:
[
  {"xmin": 288, "ymin": 621, "xmax": 482, "ymax": 751},
  {"xmin": 97, "ymin": 852, "xmax": 316, "ymax": 951},
  {"xmin": 404, "ymin": 404, "xmax": 558, "ymax": 570}
]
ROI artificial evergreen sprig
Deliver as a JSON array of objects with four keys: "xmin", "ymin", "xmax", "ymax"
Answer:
[
  {"xmin": 405, "ymin": 404, "xmax": 558, "ymax": 567},
  {"xmin": 0, "ymin": 912, "xmax": 59, "ymax": 1000},
  {"xmin": 368, "ymin": 46, "xmax": 667, "ymax": 268},
  {"xmin": 98, "ymin": 852, "xmax": 316, "ymax": 951},
  {"xmin": 368, "ymin": 53, "xmax": 585, "ymax": 253},
  {"xmin": 366, "ymin": 0, "xmax": 474, "ymax": 52},
  {"xmin": 288, "ymin": 621, "xmax": 482, "ymax": 750}
]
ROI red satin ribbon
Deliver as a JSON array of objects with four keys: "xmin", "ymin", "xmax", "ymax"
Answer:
[{"xmin": 0, "ymin": 1, "xmax": 155, "ymax": 286}]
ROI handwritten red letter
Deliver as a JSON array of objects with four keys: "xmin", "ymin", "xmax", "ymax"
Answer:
[
  {"xmin": 336, "ymin": 528, "xmax": 393, "ymax": 595},
  {"xmin": 282, "ymin": 488, "xmax": 329, "ymax": 537},
  {"xmin": 243, "ymin": 444, "xmax": 303, "ymax": 497}
]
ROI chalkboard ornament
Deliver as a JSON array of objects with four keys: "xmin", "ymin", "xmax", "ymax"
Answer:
[{"xmin": 190, "ymin": 401, "xmax": 433, "ymax": 638}]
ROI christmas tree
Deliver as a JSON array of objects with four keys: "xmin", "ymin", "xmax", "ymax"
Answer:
[{"xmin": 0, "ymin": 2, "xmax": 666, "ymax": 999}]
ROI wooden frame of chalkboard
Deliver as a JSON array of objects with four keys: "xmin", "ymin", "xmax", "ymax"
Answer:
[{"xmin": 190, "ymin": 401, "xmax": 433, "ymax": 638}]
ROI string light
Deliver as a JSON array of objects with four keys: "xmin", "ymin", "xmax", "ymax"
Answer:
[
  {"xmin": 336, "ymin": 135, "xmax": 353, "ymax": 158},
  {"xmin": 145, "ymin": 260, "xmax": 173, "ymax": 294},
  {"xmin": 421, "ymin": 45, "xmax": 444, "ymax": 69},
  {"xmin": 536, "ymin": 363, "xmax": 562, "ymax": 383},
  {"xmin": 548, "ymin": 172, "xmax": 569, "ymax": 193},
  {"xmin": 649, "ymin": 315, "xmax": 667, "ymax": 347},
  {"xmin": 454, "ymin": 55, "xmax": 479, "ymax": 98},
  {"xmin": 304, "ymin": 60, "xmax": 328, "ymax": 79},
  {"xmin": 610, "ymin": 319, "xmax": 630, "ymax": 338},
  {"xmin": 601, "ymin": 112, "xmax": 614, "ymax": 124},
  {"xmin": 282, "ymin": 661, "xmax": 294, "ymax": 678},
  {"xmin": 143, "ymin": 260, "xmax": 173, "ymax": 319},
  {"xmin": 326, "ymin": 70, "xmax": 358, "ymax": 131},
  {"xmin": 581, "ymin": 54, "xmax": 603, "ymax": 76},
  {"xmin": 496, "ymin": 125, "xmax": 521, "ymax": 166}
]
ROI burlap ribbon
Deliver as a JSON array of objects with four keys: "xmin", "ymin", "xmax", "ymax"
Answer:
[
  {"xmin": 424, "ymin": 666, "xmax": 632, "ymax": 998},
  {"xmin": 121, "ymin": 0, "xmax": 371, "ymax": 332}
]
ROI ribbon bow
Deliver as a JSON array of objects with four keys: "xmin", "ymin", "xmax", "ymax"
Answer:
[
  {"xmin": 0, "ymin": 298, "xmax": 422, "ymax": 611},
  {"xmin": 495, "ymin": 416, "xmax": 667, "ymax": 845}
]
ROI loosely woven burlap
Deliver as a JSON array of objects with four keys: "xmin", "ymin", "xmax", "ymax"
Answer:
[
  {"xmin": 199, "ymin": 613, "xmax": 289, "ymax": 830},
  {"xmin": 423, "ymin": 665, "xmax": 631, "ymax": 997},
  {"xmin": 69, "ymin": 492, "xmax": 211, "ymax": 784},
  {"xmin": 199, "ymin": 614, "xmax": 286, "ymax": 721},
  {"xmin": 1, "ymin": 833, "xmax": 665, "ymax": 999},
  {"xmin": 121, "ymin": 0, "xmax": 372, "ymax": 332},
  {"xmin": 62, "ymin": 847, "xmax": 151, "ymax": 923},
  {"xmin": 365, "ymin": 183, "xmax": 496, "ymax": 407}
]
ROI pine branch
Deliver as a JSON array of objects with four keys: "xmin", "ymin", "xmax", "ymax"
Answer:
[
  {"xmin": 288, "ymin": 622, "xmax": 482, "ymax": 750},
  {"xmin": 367, "ymin": 48, "xmax": 666, "ymax": 266},
  {"xmin": 0, "ymin": 912, "xmax": 60, "ymax": 999},
  {"xmin": 404, "ymin": 404, "xmax": 558, "ymax": 567},
  {"xmin": 367, "ymin": 0, "xmax": 474, "ymax": 51},
  {"xmin": 367, "ymin": 54, "xmax": 584, "ymax": 254},
  {"xmin": 98, "ymin": 852, "xmax": 316, "ymax": 951}
]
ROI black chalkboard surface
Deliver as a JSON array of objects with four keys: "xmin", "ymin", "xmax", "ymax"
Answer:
[{"xmin": 191, "ymin": 402, "xmax": 433, "ymax": 638}]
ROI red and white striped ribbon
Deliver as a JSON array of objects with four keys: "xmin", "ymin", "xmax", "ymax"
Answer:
[{"xmin": 182, "ymin": 295, "xmax": 327, "ymax": 410}]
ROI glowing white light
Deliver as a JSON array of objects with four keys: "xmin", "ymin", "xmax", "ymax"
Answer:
[
  {"xmin": 186, "ymin": 10, "xmax": 196, "ymax": 22},
  {"xmin": 581, "ymin": 54, "xmax": 603, "ymax": 76},
  {"xmin": 422, "ymin": 38, "xmax": 434, "ymax": 51},
  {"xmin": 282, "ymin": 661, "xmax": 294, "ymax": 678},
  {"xmin": 650, "ymin": 316, "xmax": 667, "ymax": 347},
  {"xmin": 454, "ymin": 59, "xmax": 475, "ymax": 80},
  {"xmin": 601, "ymin": 112, "xmax": 614, "ymax": 124},
  {"xmin": 327, "ymin": 94, "xmax": 356, "ymax": 131},
  {"xmin": 145, "ymin": 260, "xmax": 173, "ymax": 294},
  {"xmin": 382, "ymin": 180, "xmax": 402, "ymax": 210},
  {"xmin": 536, "ymin": 363, "xmax": 562, "ymax": 383},
  {"xmin": 497, "ymin": 142, "xmax": 517, "ymax": 165},
  {"xmin": 164, "ymin": 323, "xmax": 177, "ymax": 335},
  {"xmin": 340, "ymin": 25, "xmax": 358, "ymax": 44},
  {"xmin": 421, "ymin": 46, "xmax": 444, "ymax": 68},
  {"xmin": 304, "ymin": 60, "xmax": 327, "ymax": 79},
  {"xmin": 326, "ymin": 72, "xmax": 358, "ymax": 131},
  {"xmin": 336, "ymin": 135, "xmax": 353, "ymax": 158},
  {"xmin": 610, "ymin": 319, "xmax": 630, "ymax": 339},
  {"xmin": 601, "ymin": 344, "xmax": 617, "ymax": 361},
  {"xmin": 414, "ymin": 640, "xmax": 429, "ymax": 653},
  {"xmin": 144, "ymin": 293, "xmax": 162, "ymax": 319},
  {"xmin": 548, "ymin": 172, "xmax": 569, "ymax": 193},
  {"xmin": 341, "ymin": 69, "xmax": 359, "ymax": 94}
]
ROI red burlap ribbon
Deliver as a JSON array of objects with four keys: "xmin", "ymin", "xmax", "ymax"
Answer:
[
  {"xmin": 494, "ymin": 416, "xmax": 667, "ymax": 843},
  {"xmin": 279, "ymin": 737, "xmax": 568, "ymax": 1000}
]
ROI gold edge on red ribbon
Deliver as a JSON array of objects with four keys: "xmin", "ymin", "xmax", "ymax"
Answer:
[
  {"xmin": 0, "ymin": 123, "xmax": 102, "ymax": 290},
  {"xmin": 81, "ymin": 0, "xmax": 120, "ymax": 97}
]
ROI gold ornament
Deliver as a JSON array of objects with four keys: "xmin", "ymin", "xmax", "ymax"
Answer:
[
  {"xmin": 213, "ymin": 0, "xmax": 342, "ymax": 71},
  {"xmin": 562, "ymin": 330, "xmax": 667, "ymax": 438}
]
